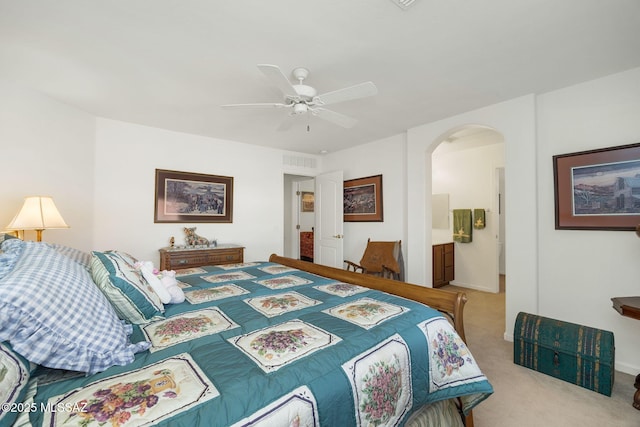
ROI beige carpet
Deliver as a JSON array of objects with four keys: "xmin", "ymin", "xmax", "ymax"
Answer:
[{"xmin": 442, "ymin": 282, "xmax": 639, "ymax": 427}]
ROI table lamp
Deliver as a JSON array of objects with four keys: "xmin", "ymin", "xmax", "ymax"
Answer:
[{"xmin": 5, "ymin": 196, "xmax": 69, "ymax": 241}]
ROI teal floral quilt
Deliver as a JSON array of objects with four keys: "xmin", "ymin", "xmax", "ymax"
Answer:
[{"xmin": 26, "ymin": 261, "xmax": 492, "ymax": 426}]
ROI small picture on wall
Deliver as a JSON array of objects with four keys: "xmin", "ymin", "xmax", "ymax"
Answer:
[
  {"xmin": 343, "ymin": 174, "xmax": 383, "ymax": 222},
  {"xmin": 154, "ymin": 169, "xmax": 233, "ymax": 223},
  {"xmin": 301, "ymin": 192, "xmax": 315, "ymax": 212}
]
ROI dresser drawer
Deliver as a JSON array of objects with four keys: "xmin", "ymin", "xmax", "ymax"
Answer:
[
  {"xmin": 159, "ymin": 246, "xmax": 244, "ymax": 270},
  {"xmin": 206, "ymin": 249, "xmax": 243, "ymax": 265}
]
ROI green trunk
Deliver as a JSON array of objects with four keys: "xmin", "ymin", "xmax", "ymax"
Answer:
[{"xmin": 513, "ymin": 312, "xmax": 615, "ymax": 396}]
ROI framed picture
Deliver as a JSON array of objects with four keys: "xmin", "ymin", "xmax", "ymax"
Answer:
[
  {"xmin": 301, "ymin": 191, "xmax": 314, "ymax": 212},
  {"xmin": 154, "ymin": 169, "xmax": 233, "ymax": 223},
  {"xmin": 343, "ymin": 174, "xmax": 383, "ymax": 222},
  {"xmin": 553, "ymin": 142, "xmax": 640, "ymax": 230}
]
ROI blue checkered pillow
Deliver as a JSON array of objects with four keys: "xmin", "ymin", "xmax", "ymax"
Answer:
[
  {"xmin": 0, "ymin": 238, "xmax": 24, "ymax": 280},
  {"xmin": 0, "ymin": 241, "xmax": 150, "ymax": 374},
  {"xmin": 47, "ymin": 243, "xmax": 92, "ymax": 271},
  {"xmin": 0, "ymin": 233, "xmax": 18, "ymax": 242}
]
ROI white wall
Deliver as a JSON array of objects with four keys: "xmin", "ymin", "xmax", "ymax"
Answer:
[
  {"xmin": 323, "ymin": 134, "xmax": 407, "ymax": 269},
  {"xmin": 93, "ymin": 119, "xmax": 320, "ymax": 265},
  {"xmin": 536, "ymin": 67, "xmax": 640, "ymax": 374},
  {"xmin": 432, "ymin": 141, "xmax": 505, "ymax": 292},
  {"xmin": 0, "ymin": 79, "xmax": 96, "ymax": 252}
]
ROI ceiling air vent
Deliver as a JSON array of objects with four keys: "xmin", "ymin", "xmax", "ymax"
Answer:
[
  {"xmin": 389, "ymin": 0, "xmax": 417, "ymax": 10},
  {"xmin": 283, "ymin": 155, "xmax": 317, "ymax": 169}
]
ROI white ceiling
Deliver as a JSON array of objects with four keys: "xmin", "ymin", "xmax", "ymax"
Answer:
[{"xmin": 1, "ymin": 1, "xmax": 639, "ymax": 154}]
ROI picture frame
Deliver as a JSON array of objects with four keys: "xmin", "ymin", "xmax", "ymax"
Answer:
[
  {"xmin": 343, "ymin": 174, "xmax": 383, "ymax": 222},
  {"xmin": 553, "ymin": 142, "xmax": 640, "ymax": 230},
  {"xmin": 301, "ymin": 191, "xmax": 315, "ymax": 212},
  {"xmin": 154, "ymin": 169, "xmax": 233, "ymax": 223}
]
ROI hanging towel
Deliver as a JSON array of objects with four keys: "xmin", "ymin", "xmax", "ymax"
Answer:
[
  {"xmin": 453, "ymin": 209, "xmax": 472, "ymax": 243},
  {"xmin": 474, "ymin": 209, "xmax": 486, "ymax": 229}
]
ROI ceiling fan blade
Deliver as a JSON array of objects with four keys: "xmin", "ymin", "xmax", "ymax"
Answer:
[
  {"xmin": 221, "ymin": 102, "xmax": 290, "ymax": 109},
  {"xmin": 313, "ymin": 81, "xmax": 377, "ymax": 106},
  {"xmin": 257, "ymin": 64, "xmax": 299, "ymax": 99},
  {"xmin": 311, "ymin": 107, "xmax": 358, "ymax": 128}
]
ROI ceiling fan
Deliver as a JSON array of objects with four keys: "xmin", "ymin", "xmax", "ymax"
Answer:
[{"xmin": 221, "ymin": 64, "xmax": 378, "ymax": 129}]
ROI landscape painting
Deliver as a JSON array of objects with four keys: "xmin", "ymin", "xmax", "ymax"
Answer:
[
  {"xmin": 554, "ymin": 142, "xmax": 640, "ymax": 230},
  {"xmin": 155, "ymin": 169, "xmax": 233, "ymax": 223},
  {"xmin": 343, "ymin": 174, "xmax": 383, "ymax": 222}
]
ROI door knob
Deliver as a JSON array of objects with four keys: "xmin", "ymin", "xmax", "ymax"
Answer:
[{"xmin": 332, "ymin": 234, "xmax": 343, "ymax": 239}]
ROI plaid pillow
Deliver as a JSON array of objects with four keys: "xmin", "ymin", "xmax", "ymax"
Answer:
[
  {"xmin": 0, "ymin": 233, "xmax": 19, "ymax": 243},
  {"xmin": 0, "ymin": 239, "xmax": 24, "ymax": 280},
  {"xmin": 47, "ymin": 243, "xmax": 92, "ymax": 271},
  {"xmin": 91, "ymin": 251, "xmax": 165, "ymax": 324},
  {"xmin": 0, "ymin": 242, "xmax": 149, "ymax": 374}
]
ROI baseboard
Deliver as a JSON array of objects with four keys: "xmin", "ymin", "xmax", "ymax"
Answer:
[
  {"xmin": 615, "ymin": 361, "xmax": 640, "ymax": 376},
  {"xmin": 450, "ymin": 280, "xmax": 495, "ymax": 293}
]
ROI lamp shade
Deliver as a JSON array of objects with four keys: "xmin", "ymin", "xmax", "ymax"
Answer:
[{"xmin": 6, "ymin": 196, "xmax": 69, "ymax": 231}]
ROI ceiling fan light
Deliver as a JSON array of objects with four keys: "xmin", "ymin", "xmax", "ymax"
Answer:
[{"xmin": 293, "ymin": 104, "xmax": 308, "ymax": 115}]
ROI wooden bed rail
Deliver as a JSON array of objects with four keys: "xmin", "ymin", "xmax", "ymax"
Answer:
[{"xmin": 268, "ymin": 254, "xmax": 468, "ymax": 343}]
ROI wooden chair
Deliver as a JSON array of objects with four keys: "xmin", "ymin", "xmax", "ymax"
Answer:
[{"xmin": 344, "ymin": 239, "xmax": 404, "ymax": 281}]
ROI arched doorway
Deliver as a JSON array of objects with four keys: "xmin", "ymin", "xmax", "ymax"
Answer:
[{"xmin": 430, "ymin": 125, "xmax": 505, "ymax": 294}]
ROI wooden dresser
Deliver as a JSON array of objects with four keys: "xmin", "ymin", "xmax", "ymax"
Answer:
[
  {"xmin": 299, "ymin": 231, "xmax": 314, "ymax": 262},
  {"xmin": 432, "ymin": 242, "xmax": 454, "ymax": 288},
  {"xmin": 159, "ymin": 244, "xmax": 244, "ymax": 270}
]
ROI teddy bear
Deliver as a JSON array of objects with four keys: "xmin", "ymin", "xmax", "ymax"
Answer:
[
  {"xmin": 136, "ymin": 261, "xmax": 185, "ymax": 304},
  {"xmin": 184, "ymin": 227, "xmax": 209, "ymax": 246}
]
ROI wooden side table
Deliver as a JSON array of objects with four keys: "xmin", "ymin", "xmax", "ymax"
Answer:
[
  {"xmin": 611, "ymin": 296, "xmax": 640, "ymax": 410},
  {"xmin": 159, "ymin": 245, "xmax": 244, "ymax": 270}
]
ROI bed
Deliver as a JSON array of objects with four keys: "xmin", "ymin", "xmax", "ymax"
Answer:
[{"xmin": 0, "ymin": 236, "xmax": 492, "ymax": 427}]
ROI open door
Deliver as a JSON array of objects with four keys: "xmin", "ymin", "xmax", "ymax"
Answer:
[{"xmin": 314, "ymin": 170, "xmax": 343, "ymax": 268}]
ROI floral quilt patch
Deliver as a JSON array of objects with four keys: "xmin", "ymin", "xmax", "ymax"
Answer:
[
  {"xmin": 142, "ymin": 308, "xmax": 239, "ymax": 352},
  {"xmin": 258, "ymin": 265, "xmax": 298, "ymax": 275},
  {"xmin": 418, "ymin": 317, "xmax": 487, "ymax": 391},
  {"xmin": 229, "ymin": 386, "xmax": 319, "ymax": 427},
  {"xmin": 244, "ymin": 291, "xmax": 321, "ymax": 317},
  {"xmin": 184, "ymin": 284, "xmax": 249, "ymax": 304},
  {"xmin": 175, "ymin": 267, "xmax": 207, "ymax": 277},
  {"xmin": 228, "ymin": 320, "xmax": 341, "ymax": 373},
  {"xmin": 314, "ymin": 282, "xmax": 368, "ymax": 297},
  {"xmin": 324, "ymin": 298, "xmax": 408, "ymax": 329},
  {"xmin": 176, "ymin": 280, "xmax": 191, "ymax": 289},
  {"xmin": 342, "ymin": 334, "xmax": 412, "ymax": 427},
  {"xmin": 254, "ymin": 275, "xmax": 312, "ymax": 290},
  {"xmin": 44, "ymin": 353, "xmax": 218, "ymax": 427},
  {"xmin": 201, "ymin": 271, "xmax": 256, "ymax": 283},
  {"xmin": 216, "ymin": 262, "xmax": 261, "ymax": 270}
]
